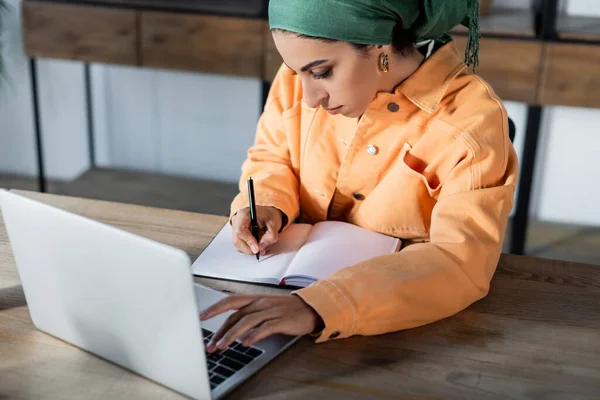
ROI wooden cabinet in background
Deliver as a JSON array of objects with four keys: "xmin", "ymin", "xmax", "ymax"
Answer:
[
  {"xmin": 21, "ymin": 0, "xmax": 600, "ymax": 110},
  {"xmin": 22, "ymin": 1, "xmax": 138, "ymax": 65},
  {"xmin": 140, "ymin": 12, "xmax": 265, "ymax": 77},
  {"xmin": 263, "ymin": 30, "xmax": 283, "ymax": 81},
  {"xmin": 539, "ymin": 43, "xmax": 600, "ymax": 109},
  {"xmin": 452, "ymin": 36, "xmax": 544, "ymax": 104}
]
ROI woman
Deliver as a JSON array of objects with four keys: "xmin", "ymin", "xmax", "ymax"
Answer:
[{"xmin": 201, "ymin": 0, "xmax": 518, "ymax": 351}]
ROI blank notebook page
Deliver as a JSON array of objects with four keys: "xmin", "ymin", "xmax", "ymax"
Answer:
[
  {"xmin": 191, "ymin": 223, "xmax": 312, "ymax": 285},
  {"xmin": 284, "ymin": 221, "xmax": 400, "ymax": 283}
]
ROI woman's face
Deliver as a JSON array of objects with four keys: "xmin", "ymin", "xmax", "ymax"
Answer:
[{"xmin": 272, "ymin": 31, "xmax": 386, "ymax": 118}]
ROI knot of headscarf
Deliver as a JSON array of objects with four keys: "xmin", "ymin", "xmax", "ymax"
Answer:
[{"xmin": 269, "ymin": 0, "xmax": 481, "ymax": 68}]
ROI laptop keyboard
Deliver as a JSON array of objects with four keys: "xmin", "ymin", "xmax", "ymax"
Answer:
[{"xmin": 202, "ymin": 328, "xmax": 264, "ymax": 390}]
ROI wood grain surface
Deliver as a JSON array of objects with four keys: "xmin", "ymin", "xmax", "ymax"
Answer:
[
  {"xmin": 22, "ymin": 1, "xmax": 138, "ymax": 65},
  {"xmin": 452, "ymin": 36, "xmax": 544, "ymax": 104},
  {"xmin": 539, "ymin": 42, "xmax": 600, "ymax": 109},
  {"xmin": 140, "ymin": 11, "xmax": 265, "ymax": 77}
]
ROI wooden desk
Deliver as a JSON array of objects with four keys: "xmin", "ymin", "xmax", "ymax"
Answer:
[{"xmin": 1, "ymin": 191, "xmax": 599, "ymax": 399}]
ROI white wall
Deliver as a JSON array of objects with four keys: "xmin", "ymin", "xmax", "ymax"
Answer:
[
  {"xmin": 0, "ymin": 0, "xmax": 37, "ymax": 176},
  {"xmin": 90, "ymin": 64, "xmax": 259, "ymax": 182},
  {"xmin": 535, "ymin": 107, "xmax": 600, "ymax": 225},
  {"xmin": 566, "ymin": 0, "xmax": 600, "ymax": 16},
  {"xmin": 1, "ymin": 0, "xmax": 600, "ymax": 226},
  {"xmin": 490, "ymin": 0, "xmax": 533, "ymax": 9},
  {"xmin": 36, "ymin": 59, "xmax": 90, "ymax": 180}
]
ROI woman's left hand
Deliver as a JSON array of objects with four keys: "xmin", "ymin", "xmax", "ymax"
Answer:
[{"xmin": 200, "ymin": 294, "xmax": 323, "ymax": 352}]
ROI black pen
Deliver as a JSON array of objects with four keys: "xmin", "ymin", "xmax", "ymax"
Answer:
[{"xmin": 247, "ymin": 177, "xmax": 260, "ymax": 261}]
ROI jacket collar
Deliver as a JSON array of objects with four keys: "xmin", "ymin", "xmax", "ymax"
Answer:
[{"xmin": 397, "ymin": 40, "xmax": 466, "ymax": 113}]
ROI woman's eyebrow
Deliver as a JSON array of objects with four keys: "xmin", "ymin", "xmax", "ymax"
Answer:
[
  {"xmin": 300, "ymin": 59, "xmax": 329, "ymax": 72},
  {"xmin": 283, "ymin": 59, "xmax": 329, "ymax": 74}
]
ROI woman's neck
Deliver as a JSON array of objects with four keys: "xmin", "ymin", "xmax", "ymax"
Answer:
[{"xmin": 379, "ymin": 48, "xmax": 425, "ymax": 94}]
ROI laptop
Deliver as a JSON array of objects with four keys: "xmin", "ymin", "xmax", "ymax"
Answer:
[{"xmin": 0, "ymin": 189, "xmax": 300, "ymax": 399}]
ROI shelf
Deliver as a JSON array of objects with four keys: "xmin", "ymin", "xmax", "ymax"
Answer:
[
  {"xmin": 539, "ymin": 42, "xmax": 600, "ymax": 109},
  {"xmin": 452, "ymin": 8, "xmax": 536, "ymax": 37},
  {"xmin": 140, "ymin": 11, "xmax": 265, "ymax": 77},
  {"xmin": 23, "ymin": 1, "xmax": 267, "ymax": 77},
  {"xmin": 557, "ymin": 14, "xmax": 600, "ymax": 41},
  {"xmin": 20, "ymin": 0, "xmax": 600, "ymax": 109},
  {"xmin": 22, "ymin": 1, "xmax": 137, "ymax": 65}
]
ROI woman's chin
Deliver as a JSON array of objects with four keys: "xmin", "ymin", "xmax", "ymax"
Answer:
[{"xmin": 342, "ymin": 108, "xmax": 361, "ymax": 118}]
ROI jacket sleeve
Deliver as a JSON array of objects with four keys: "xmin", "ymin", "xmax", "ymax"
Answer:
[
  {"xmin": 230, "ymin": 66, "xmax": 301, "ymax": 227},
  {"xmin": 294, "ymin": 127, "xmax": 519, "ymax": 343}
]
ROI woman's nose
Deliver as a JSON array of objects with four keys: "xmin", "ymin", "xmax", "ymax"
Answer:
[{"xmin": 302, "ymin": 81, "xmax": 327, "ymax": 109}]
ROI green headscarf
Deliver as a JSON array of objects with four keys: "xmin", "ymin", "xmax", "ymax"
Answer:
[{"xmin": 269, "ymin": 0, "xmax": 481, "ymax": 68}]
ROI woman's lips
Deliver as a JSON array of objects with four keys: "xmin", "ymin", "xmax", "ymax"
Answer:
[{"xmin": 325, "ymin": 106, "xmax": 343, "ymax": 115}]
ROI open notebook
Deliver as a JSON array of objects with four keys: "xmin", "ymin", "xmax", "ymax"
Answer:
[{"xmin": 191, "ymin": 221, "xmax": 401, "ymax": 288}]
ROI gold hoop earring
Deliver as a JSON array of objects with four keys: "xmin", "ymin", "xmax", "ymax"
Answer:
[{"xmin": 379, "ymin": 53, "xmax": 389, "ymax": 73}]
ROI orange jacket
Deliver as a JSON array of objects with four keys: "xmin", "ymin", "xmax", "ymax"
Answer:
[{"xmin": 230, "ymin": 40, "xmax": 519, "ymax": 343}]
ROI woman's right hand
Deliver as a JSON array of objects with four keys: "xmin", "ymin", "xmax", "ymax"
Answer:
[{"xmin": 231, "ymin": 206, "xmax": 283, "ymax": 256}]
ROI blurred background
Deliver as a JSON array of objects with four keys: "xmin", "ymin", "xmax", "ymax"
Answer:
[{"xmin": 0, "ymin": 0, "xmax": 599, "ymax": 264}]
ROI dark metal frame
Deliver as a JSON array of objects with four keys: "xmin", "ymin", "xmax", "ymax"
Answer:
[
  {"xmin": 29, "ymin": 59, "xmax": 46, "ymax": 193},
  {"xmin": 29, "ymin": 60, "xmax": 96, "ymax": 193},
  {"xmin": 510, "ymin": 0, "xmax": 559, "ymax": 254},
  {"xmin": 84, "ymin": 63, "xmax": 96, "ymax": 167},
  {"xmin": 511, "ymin": 106, "xmax": 543, "ymax": 254},
  {"xmin": 261, "ymin": 81, "xmax": 271, "ymax": 112}
]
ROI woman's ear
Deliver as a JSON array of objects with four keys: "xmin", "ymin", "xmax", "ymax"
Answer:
[{"xmin": 369, "ymin": 44, "xmax": 392, "ymax": 58}]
